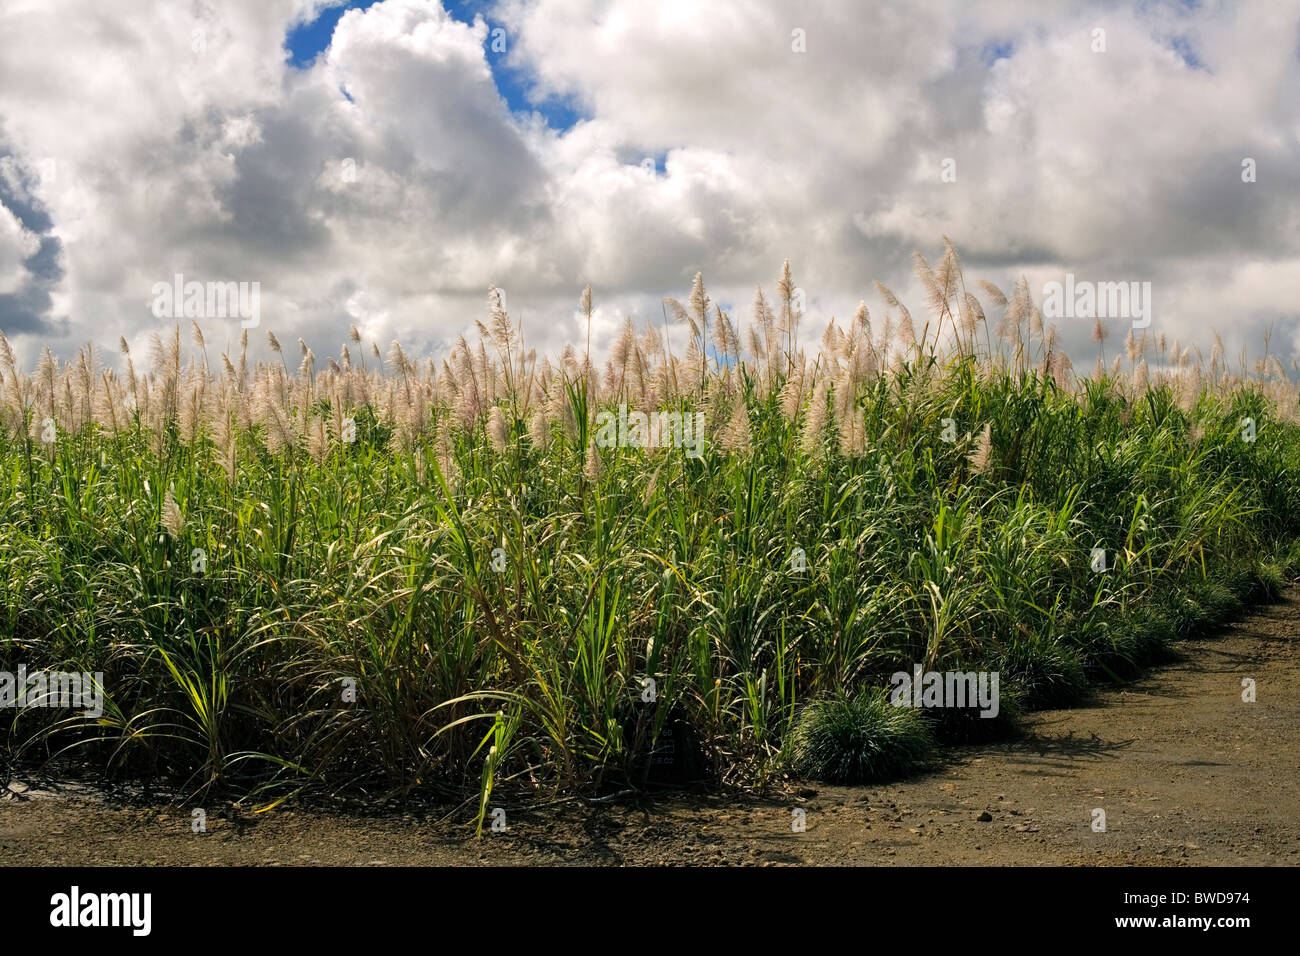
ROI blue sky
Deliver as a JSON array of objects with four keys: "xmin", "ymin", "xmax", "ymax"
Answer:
[{"xmin": 285, "ymin": 0, "xmax": 586, "ymax": 130}]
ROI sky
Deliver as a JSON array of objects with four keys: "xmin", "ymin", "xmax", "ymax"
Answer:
[{"xmin": 0, "ymin": 0, "xmax": 1298, "ymax": 370}]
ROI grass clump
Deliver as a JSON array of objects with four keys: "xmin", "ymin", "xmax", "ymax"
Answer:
[
  {"xmin": 789, "ymin": 689, "xmax": 933, "ymax": 784},
  {"xmin": 1083, "ymin": 608, "xmax": 1180, "ymax": 684},
  {"xmin": 922, "ymin": 688, "xmax": 1023, "ymax": 745},
  {"xmin": 996, "ymin": 639, "xmax": 1089, "ymax": 710}
]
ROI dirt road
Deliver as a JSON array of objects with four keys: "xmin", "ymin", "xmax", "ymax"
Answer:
[{"xmin": 4, "ymin": 589, "xmax": 1298, "ymax": 866}]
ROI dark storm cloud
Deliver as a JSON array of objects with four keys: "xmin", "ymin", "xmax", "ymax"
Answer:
[{"xmin": 0, "ymin": 149, "xmax": 65, "ymax": 336}]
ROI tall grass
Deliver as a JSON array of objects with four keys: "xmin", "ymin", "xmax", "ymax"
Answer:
[{"xmin": 3, "ymin": 241, "xmax": 1299, "ymax": 807}]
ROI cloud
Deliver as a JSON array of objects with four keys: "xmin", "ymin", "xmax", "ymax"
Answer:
[
  {"xmin": 0, "ymin": 0, "xmax": 1296, "ymax": 369},
  {"xmin": 0, "ymin": 147, "xmax": 65, "ymax": 334}
]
